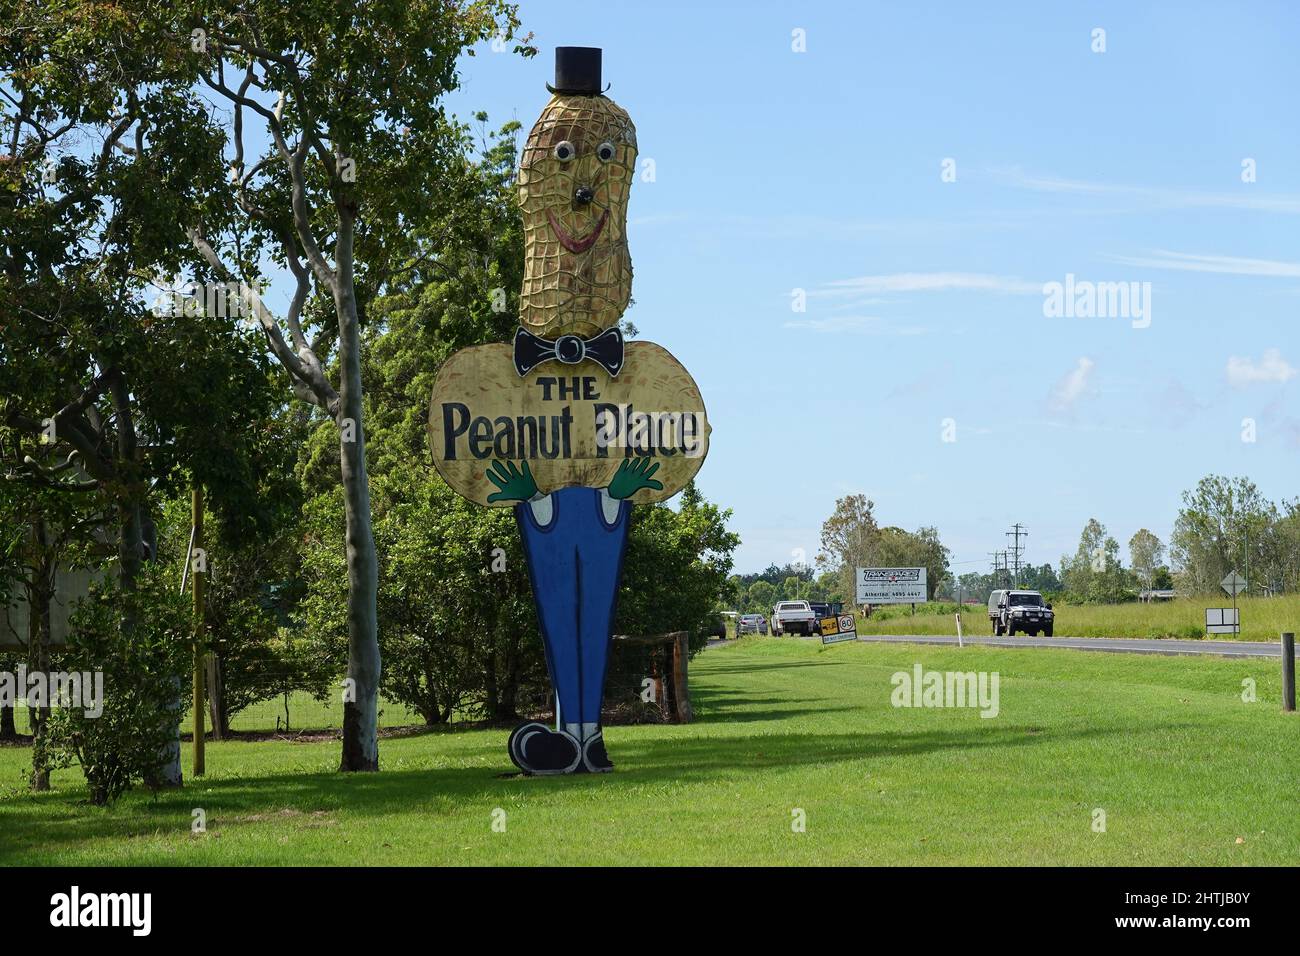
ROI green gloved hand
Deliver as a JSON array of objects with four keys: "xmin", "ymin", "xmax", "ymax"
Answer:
[
  {"xmin": 486, "ymin": 460, "xmax": 539, "ymax": 503},
  {"xmin": 607, "ymin": 457, "xmax": 664, "ymax": 500}
]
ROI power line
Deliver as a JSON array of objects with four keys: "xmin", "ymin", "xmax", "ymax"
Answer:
[
  {"xmin": 989, "ymin": 550, "xmax": 1009, "ymax": 587},
  {"xmin": 1006, "ymin": 523, "xmax": 1027, "ymax": 588}
]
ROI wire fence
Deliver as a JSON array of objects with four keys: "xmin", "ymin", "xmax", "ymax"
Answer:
[
  {"xmin": 1, "ymin": 636, "xmax": 705, "ymax": 738},
  {"xmin": 4, "ymin": 693, "xmax": 424, "ymax": 737}
]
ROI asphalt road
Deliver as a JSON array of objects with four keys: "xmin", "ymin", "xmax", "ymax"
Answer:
[
  {"xmin": 706, "ymin": 633, "xmax": 1286, "ymax": 658},
  {"xmin": 855, "ymin": 634, "xmax": 1283, "ymax": 658}
]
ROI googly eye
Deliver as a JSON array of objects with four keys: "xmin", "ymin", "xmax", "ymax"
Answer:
[
  {"xmin": 596, "ymin": 142, "xmax": 616, "ymax": 162},
  {"xmin": 553, "ymin": 141, "xmax": 575, "ymax": 162}
]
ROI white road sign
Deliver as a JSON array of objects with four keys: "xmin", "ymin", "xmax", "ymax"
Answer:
[
  {"xmin": 1221, "ymin": 572, "xmax": 1248, "ymax": 597},
  {"xmin": 856, "ymin": 567, "xmax": 927, "ymax": 604},
  {"xmin": 1205, "ymin": 607, "xmax": 1240, "ymax": 635}
]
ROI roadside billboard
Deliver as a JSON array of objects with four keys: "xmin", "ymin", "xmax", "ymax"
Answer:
[{"xmin": 856, "ymin": 567, "xmax": 927, "ymax": 605}]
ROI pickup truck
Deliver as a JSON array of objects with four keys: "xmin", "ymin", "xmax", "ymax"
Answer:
[
  {"xmin": 988, "ymin": 589, "xmax": 1054, "ymax": 637},
  {"xmin": 771, "ymin": 600, "xmax": 818, "ymax": 636}
]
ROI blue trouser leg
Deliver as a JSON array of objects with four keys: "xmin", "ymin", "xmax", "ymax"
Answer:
[{"xmin": 517, "ymin": 488, "xmax": 631, "ymax": 733}]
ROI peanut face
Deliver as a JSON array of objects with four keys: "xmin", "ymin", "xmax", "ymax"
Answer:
[{"xmin": 519, "ymin": 94, "xmax": 637, "ymax": 339}]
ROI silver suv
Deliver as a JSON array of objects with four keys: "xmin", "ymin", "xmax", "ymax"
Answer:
[{"xmin": 988, "ymin": 589, "xmax": 1054, "ymax": 637}]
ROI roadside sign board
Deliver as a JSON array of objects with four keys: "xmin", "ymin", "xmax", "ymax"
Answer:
[
  {"xmin": 856, "ymin": 567, "xmax": 927, "ymax": 605},
  {"xmin": 1221, "ymin": 572, "xmax": 1248, "ymax": 597},
  {"xmin": 820, "ymin": 614, "xmax": 858, "ymax": 645},
  {"xmin": 1205, "ymin": 607, "xmax": 1240, "ymax": 635}
]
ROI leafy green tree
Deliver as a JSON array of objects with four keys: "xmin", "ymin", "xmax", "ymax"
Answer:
[
  {"xmin": 1128, "ymin": 529, "xmax": 1164, "ymax": 589},
  {"xmin": 160, "ymin": 0, "xmax": 534, "ymax": 771},
  {"xmin": 154, "ymin": 484, "xmax": 326, "ymax": 735},
  {"xmin": 1061, "ymin": 519, "xmax": 1131, "ymax": 602},
  {"xmin": 1016, "ymin": 563, "xmax": 1062, "ymax": 595},
  {"xmin": 817, "ymin": 495, "xmax": 950, "ymax": 601},
  {"xmin": 299, "ymin": 461, "xmax": 543, "ymax": 726},
  {"xmin": 1171, "ymin": 475, "xmax": 1278, "ymax": 595},
  {"xmin": 11, "ymin": 0, "xmax": 533, "ymax": 770},
  {"xmin": 818, "ymin": 494, "xmax": 879, "ymax": 598},
  {"xmin": 0, "ymin": 434, "xmax": 107, "ymax": 785},
  {"xmin": 746, "ymin": 580, "xmax": 776, "ymax": 614},
  {"xmin": 1274, "ymin": 500, "xmax": 1300, "ymax": 594},
  {"xmin": 0, "ymin": 25, "xmax": 297, "ymax": 784},
  {"xmin": 617, "ymin": 483, "xmax": 740, "ymax": 651},
  {"xmin": 607, "ymin": 483, "xmax": 738, "ymax": 707},
  {"xmin": 45, "ymin": 568, "xmax": 191, "ymax": 805},
  {"xmin": 1061, "ymin": 518, "xmax": 1106, "ymax": 599}
]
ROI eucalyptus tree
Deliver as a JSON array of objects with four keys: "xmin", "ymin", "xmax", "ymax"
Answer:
[
  {"xmin": 0, "ymin": 16, "xmax": 293, "ymax": 785},
  {"xmin": 157, "ymin": 0, "xmax": 531, "ymax": 770},
  {"xmin": 6, "ymin": 0, "xmax": 534, "ymax": 771}
]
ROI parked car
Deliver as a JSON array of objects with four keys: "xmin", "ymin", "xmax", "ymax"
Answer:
[
  {"xmin": 988, "ymin": 589, "xmax": 1054, "ymax": 637},
  {"xmin": 808, "ymin": 601, "xmax": 844, "ymax": 621},
  {"xmin": 736, "ymin": 613, "xmax": 768, "ymax": 635},
  {"xmin": 710, "ymin": 615, "xmax": 727, "ymax": 639},
  {"xmin": 771, "ymin": 600, "xmax": 818, "ymax": 636}
]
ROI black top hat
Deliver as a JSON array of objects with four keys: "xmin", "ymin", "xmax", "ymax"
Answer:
[{"xmin": 547, "ymin": 46, "xmax": 609, "ymax": 95}]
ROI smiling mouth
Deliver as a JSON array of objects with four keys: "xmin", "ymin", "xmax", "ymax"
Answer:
[{"xmin": 547, "ymin": 208, "xmax": 609, "ymax": 253}]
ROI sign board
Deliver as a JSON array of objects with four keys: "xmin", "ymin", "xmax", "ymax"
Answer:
[
  {"xmin": 422, "ymin": 48, "xmax": 710, "ymax": 776},
  {"xmin": 1205, "ymin": 607, "xmax": 1240, "ymax": 635},
  {"xmin": 856, "ymin": 567, "xmax": 927, "ymax": 605},
  {"xmin": 429, "ymin": 341, "xmax": 709, "ymax": 507},
  {"xmin": 1221, "ymin": 572, "xmax": 1247, "ymax": 597},
  {"xmin": 819, "ymin": 614, "xmax": 858, "ymax": 645}
]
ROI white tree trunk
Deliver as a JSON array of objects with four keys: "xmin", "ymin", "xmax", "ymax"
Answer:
[{"xmin": 334, "ymin": 223, "xmax": 380, "ymax": 772}]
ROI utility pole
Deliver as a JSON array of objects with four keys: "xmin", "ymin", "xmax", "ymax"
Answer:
[
  {"xmin": 1006, "ymin": 524, "xmax": 1027, "ymax": 588},
  {"xmin": 990, "ymin": 551, "xmax": 1010, "ymax": 588},
  {"xmin": 1244, "ymin": 531, "xmax": 1250, "ymax": 598}
]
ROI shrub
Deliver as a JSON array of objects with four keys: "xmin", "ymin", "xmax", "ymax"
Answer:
[{"xmin": 45, "ymin": 570, "xmax": 190, "ymax": 805}]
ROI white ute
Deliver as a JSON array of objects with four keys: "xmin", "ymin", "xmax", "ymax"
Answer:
[{"xmin": 771, "ymin": 600, "xmax": 817, "ymax": 636}]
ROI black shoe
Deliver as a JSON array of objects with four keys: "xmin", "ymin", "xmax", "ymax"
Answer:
[
  {"xmin": 582, "ymin": 731, "xmax": 614, "ymax": 773},
  {"xmin": 514, "ymin": 725, "xmax": 581, "ymax": 775},
  {"xmin": 507, "ymin": 721, "xmax": 548, "ymax": 771}
]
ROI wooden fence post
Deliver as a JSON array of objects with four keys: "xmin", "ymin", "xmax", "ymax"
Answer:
[
  {"xmin": 1282, "ymin": 632, "xmax": 1295, "ymax": 713},
  {"xmin": 613, "ymin": 630, "xmax": 694, "ymax": 723},
  {"xmin": 672, "ymin": 632, "xmax": 693, "ymax": 723}
]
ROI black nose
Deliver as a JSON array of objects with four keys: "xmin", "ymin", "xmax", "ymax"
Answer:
[{"xmin": 574, "ymin": 186, "xmax": 594, "ymax": 205}]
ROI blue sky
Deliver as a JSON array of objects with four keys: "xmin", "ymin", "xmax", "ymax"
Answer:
[{"xmin": 445, "ymin": 0, "xmax": 1300, "ymax": 575}]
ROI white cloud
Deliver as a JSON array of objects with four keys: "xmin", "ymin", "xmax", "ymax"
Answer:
[
  {"xmin": 1226, "ymin": 349, "xmax": 1297, "ymax": 387},
  {"xmin": 783, "ymin": 315, "xmax": 927, "ymax": 335},
  {"xmin": 1048, "ymin": 357, "xmax": 1096, "ymax": 413},
  {"xmin": 994, "ymin": 168, "xmax": 1300, "ymax": 215},
  {"xmin": 1105, "ymin": 250, "xmax": 1300, "ymax": 277},
  {"xmin": 815, "ymin": 272, "xmax": 1040, "ymax": 297}
]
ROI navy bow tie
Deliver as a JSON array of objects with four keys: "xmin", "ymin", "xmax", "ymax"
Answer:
[{"xmin": 513, "ymin": 326, "xmax": 624, "ymax": 377}]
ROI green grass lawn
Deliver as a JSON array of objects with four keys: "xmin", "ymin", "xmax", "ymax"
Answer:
[
  {"xmin": 857, "ymin": 594, "xmax": 1300, "ymax": 642},
  {"xmin": 1, "ymin": 636, "xmax": 1296, "ymax": 865},
  {"xmin": 9, "ymin": 693, "xmax": 424, "ymax": 736}
]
